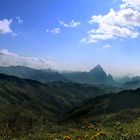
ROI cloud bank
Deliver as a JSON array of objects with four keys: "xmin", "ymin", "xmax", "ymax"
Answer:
[
  {"xmin": 0, "ymin": 49, "xmax": 56, "ymax": 69},
  {"xmin": 83, "ymin": 0, "xmax": 140, "ymax": 43},
  {"xmin": 121, "ymin": 0, "xmax": 140, "ymax": 9}
]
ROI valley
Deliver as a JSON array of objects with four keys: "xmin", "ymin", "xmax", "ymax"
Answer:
[{"xmin": 0, "ymin": 65, "xmax": 140, "ymax": 139}]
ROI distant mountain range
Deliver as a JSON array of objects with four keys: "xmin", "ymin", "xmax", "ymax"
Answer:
[
  {"xmin": 1, "ymin": 65, "xmax": 140, "ymax": 90},
  {"xmin": 123, "ymin": 76, "xmax": 140, "ymax": 90},
  {"xmin": 0, "ymin": 66, "xmax": 68, "ymax": 83},
  {"xmin": 0, "ymin": 65, "xmax": 114, "ymax": 86},
  {"xmin": 62, "ymin": 64, "xmax": 114, "ymax": 85}
]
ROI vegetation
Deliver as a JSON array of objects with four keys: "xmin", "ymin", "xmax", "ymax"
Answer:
[
  {"xmin": 0, "ymin": 73, "xmax": 140, "ymax": 139},
  {"xmin": 1, "ymin": 109, "xmax": 140, "ymax": 140},
  {"xmin": 0, "ymin": 73, "xmax": 106, "ymax": 139}
]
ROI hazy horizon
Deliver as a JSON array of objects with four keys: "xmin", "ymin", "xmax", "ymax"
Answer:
[{"xmin": 0, "ymin": 0, "xmax": 140, "ymax": 76}]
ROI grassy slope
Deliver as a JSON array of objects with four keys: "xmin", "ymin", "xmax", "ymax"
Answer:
[
  {"xmin": 67, "ymin": 89, "xmax": 140, "ymax": 119},
  {"xmin": 15, "ymin": 89, "xmax": 140, "ymax": 140},
  {"xmin": 57, "ymin": 89, "xmax": 140, "ymax": 140}
]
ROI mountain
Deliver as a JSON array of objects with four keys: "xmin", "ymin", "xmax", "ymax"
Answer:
[
  {"xmin": 62, "ymin": 71, "xmax": 89, "ymax": 83},
  {"xmin": 115, "ymin": 76, "xmax": 132, "ymax": 84},
  {"xmin": 0, "ymin": 65, "xmax": 114, "ymax": 86},
  {"xmin": 66, "ymin": 88, "xmax": 140, "ymax": 121},
  {"xmin": 0, "ymin": 73, "xmax": 107, "ymax": 116},
  {"xmin": 0, "ymin": 73, "xmax": 140, "ymax": 139},
  {"xmin": 89, "ymin": 64, "xmax": 114, "ymax": 84},
  {"xmin": 123, "ymin": 77, "xmax": 140, "ymax": 90},
  {"xmin": 0, "ymin": 66, "xmax": 68, "ymax": 83},
  {"xmin": 114, "ymin": 76, "xmax": 140, "ymax": 91},
  {"xmin": 0, "ymin": 73, "xmax": 108, "ymax": 137},
  {"xmin": 62, "ymin": 65, "xmax": 114, "ymax": 85}
]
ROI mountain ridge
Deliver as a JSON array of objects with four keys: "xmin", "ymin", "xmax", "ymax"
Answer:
[
  {"xmin": 0, "ymin": 65, "xmax": 68, "ymax": 83},
  {"xmin": 66, "ymin": 88, "xmax": 140, "ymax": 120},
  {"xmin": 0, "ymin": 73, "xmax": 107, "ymax": 117},
  {"xmin": 63, "ymin": 64, "xmax": 114, "ymax": 85}
]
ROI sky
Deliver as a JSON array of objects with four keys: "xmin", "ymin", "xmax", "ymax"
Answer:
[{"xmin": 0, "ymin": 0, "xmax": 140, "ymax": 76}]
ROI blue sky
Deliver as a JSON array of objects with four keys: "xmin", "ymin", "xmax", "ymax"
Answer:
[{"xmin": 0, "ymin": 0, "xmax": 140, "ymax": 76}]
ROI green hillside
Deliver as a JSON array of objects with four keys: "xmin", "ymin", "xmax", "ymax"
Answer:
[
  {"xmin": 0, "ymin": 73, "xmax": 140, "ymax": 140},
  {"xmin": 67, "ymin": 89, "xmax": 140, "ymax": 119},
  {"xmin": 0, "ymin": 73, "xmax": 106, "ymax": 139},
  {"xmin": 61, "ymin": 89, "xmax": 140, "ymax": 140}
]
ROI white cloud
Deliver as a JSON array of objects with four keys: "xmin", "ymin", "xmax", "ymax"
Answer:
[
  {"xmin": 16, "ymin": 17, "xmax": 23, "ymax": 24},
  {"xmin": 51, "ymin": 27, "xmax": 60, "ymax": 34},
  {"xmin": 59, "ymin": 19, "xmax": 80, "ymax": 28},
  {"xmin": 83, "ymin": 0, "xmax": 140, "ymax": 43},
  {"xmin": 121, "ymin": 0, "xmax": 140, "ymax": 9},
  {"xmin": 0, "ymin": 19, "xmax": 13, "ymax": 34},
  {"xmin": 45, "ymin": 28, "xmax": 60, "ymax": 34},
  {"xmin": 90, "ymin": 8, "xmax": 140, "ymax": 27},
  {"xmin": 102, "ymin": 44, "xmax": 112, "ymax": 49},
  {"xmin": 82, "ymin": 33, "xmax": 114, "ymax": 44},
  {"xmin": 0, "ymin": 49, "xmax": 56, "ymax": 69}
]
